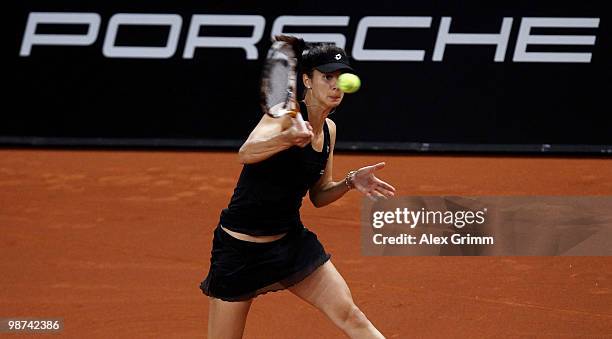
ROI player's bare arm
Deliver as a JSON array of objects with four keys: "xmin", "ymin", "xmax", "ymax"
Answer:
[
  {"xmin": 309, "ymin": 119, "xmax": 348, "ymax": 207},
  {"xmin": 239, "ymin": 114, "xmax": 313, "ymax": 164},
  {"xmin": 309, "ymin": 119, "xmax": 396, "ymax": 207}
]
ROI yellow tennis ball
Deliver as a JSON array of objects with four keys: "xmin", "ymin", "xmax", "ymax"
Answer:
[{"xmin": 338, "ymin": 73, "xmax": 361, "ymax": 93}]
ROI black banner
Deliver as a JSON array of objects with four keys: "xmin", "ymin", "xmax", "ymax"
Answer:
[{"xmin": 5, "ymin": 1, "xmax": 612, "ymax": 153}]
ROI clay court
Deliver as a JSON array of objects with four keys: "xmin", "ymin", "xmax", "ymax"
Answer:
[{"xmin": 1, "ymin": 149, "xmax": 611, "ymax": 338}]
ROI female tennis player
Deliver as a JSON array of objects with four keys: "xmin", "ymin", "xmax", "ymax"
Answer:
[{"xmin": 200, "ymin": 42, "xmax": 395, "ymax": 338}]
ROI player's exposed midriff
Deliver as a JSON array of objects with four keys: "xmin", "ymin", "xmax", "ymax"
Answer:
[{"xmin": 220, "ymin": 225, "xmax": 288, "ymax": 243}]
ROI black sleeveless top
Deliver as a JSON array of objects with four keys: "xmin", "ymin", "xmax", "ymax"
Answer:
[{"xmin": 219, "ymin": 103, "xmax": 331, "ymax": 236}]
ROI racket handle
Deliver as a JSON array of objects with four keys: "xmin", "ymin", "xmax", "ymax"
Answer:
[{"xmin": 295, "ymin": 112, "xmax": 308, "ymax": 132}]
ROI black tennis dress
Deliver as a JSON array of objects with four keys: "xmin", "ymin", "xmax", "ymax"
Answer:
[{"xmin": 200, "ymin": 104, "xmax": 332, "ymax": 301}]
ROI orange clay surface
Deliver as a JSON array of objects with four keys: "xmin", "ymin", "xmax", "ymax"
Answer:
[{"xmin": 1, "ymin": 149, "xmax": 611, "ymax": 338}]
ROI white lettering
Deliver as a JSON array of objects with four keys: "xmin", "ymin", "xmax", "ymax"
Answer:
[
  {"xmin": 271, "ymin": 16, "xmax": 349, "ymax": 48},
  {"xmin": 19, "ymin": 13, "xmax": 600, "ymax": 63},
  {"xmin": 20, "ymin": 12, "xmax": 101, "ymax": 56},
  {"xmin": 183, "ymin": 15, "xmax": 265, "ymax": 60},
  {"xmin": 353, "ymin": 16, "xmax": 432, "ymax": 61},
  {"xmin": 513, "ymin": 17, "xmax": 599, "ymax": 63},
  {"xmin": 103, "ymin": 14, "xmax": 182, "ymax": 58},
  {"xmin": 433, "ymin": 17, "xmax": 513, "ymax": 62},
  {"xmin": 451, "ymin": 234, "xmax": 495, "ymax": 245},
  {"xmin": 372, "ymin": 211, "xmax": 384, "ymax": 228}
]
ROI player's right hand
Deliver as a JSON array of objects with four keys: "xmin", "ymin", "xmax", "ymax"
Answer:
[{"xmin": 283, "ymin": 116, "xmax": 313, "ymax": 147}]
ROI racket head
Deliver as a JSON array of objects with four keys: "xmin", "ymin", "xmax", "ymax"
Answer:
[{"xmin": 260, "ymin": 36, "xmax": 301, "ymax": 119}]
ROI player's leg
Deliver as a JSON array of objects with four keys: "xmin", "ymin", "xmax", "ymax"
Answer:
[
  {"xmin": 288, "ymin": 261, "xmax": 384, "ymax": 339},
  {"xmin": 208, "ymin": 297, "xmax": 253, "ymax": 339}
]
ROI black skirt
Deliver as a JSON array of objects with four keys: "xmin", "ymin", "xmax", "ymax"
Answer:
[{"xmin": 200, "ymin": 224, "xmax": 331, "ymax": 302}]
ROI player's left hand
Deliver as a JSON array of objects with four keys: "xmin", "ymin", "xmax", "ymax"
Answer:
[{"xmin": 351, "ymin": 162, "xmax": 396, "ymax": 200}]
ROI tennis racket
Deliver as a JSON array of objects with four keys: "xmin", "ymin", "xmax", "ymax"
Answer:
[{"xmin": 260, "ymin": 35, "xmax": 307, "ymax": 131}]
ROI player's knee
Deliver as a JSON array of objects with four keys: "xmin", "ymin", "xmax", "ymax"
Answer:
[{"xmin": 341, "ymin": 304, "xmax": 370, "ymax": 330}]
